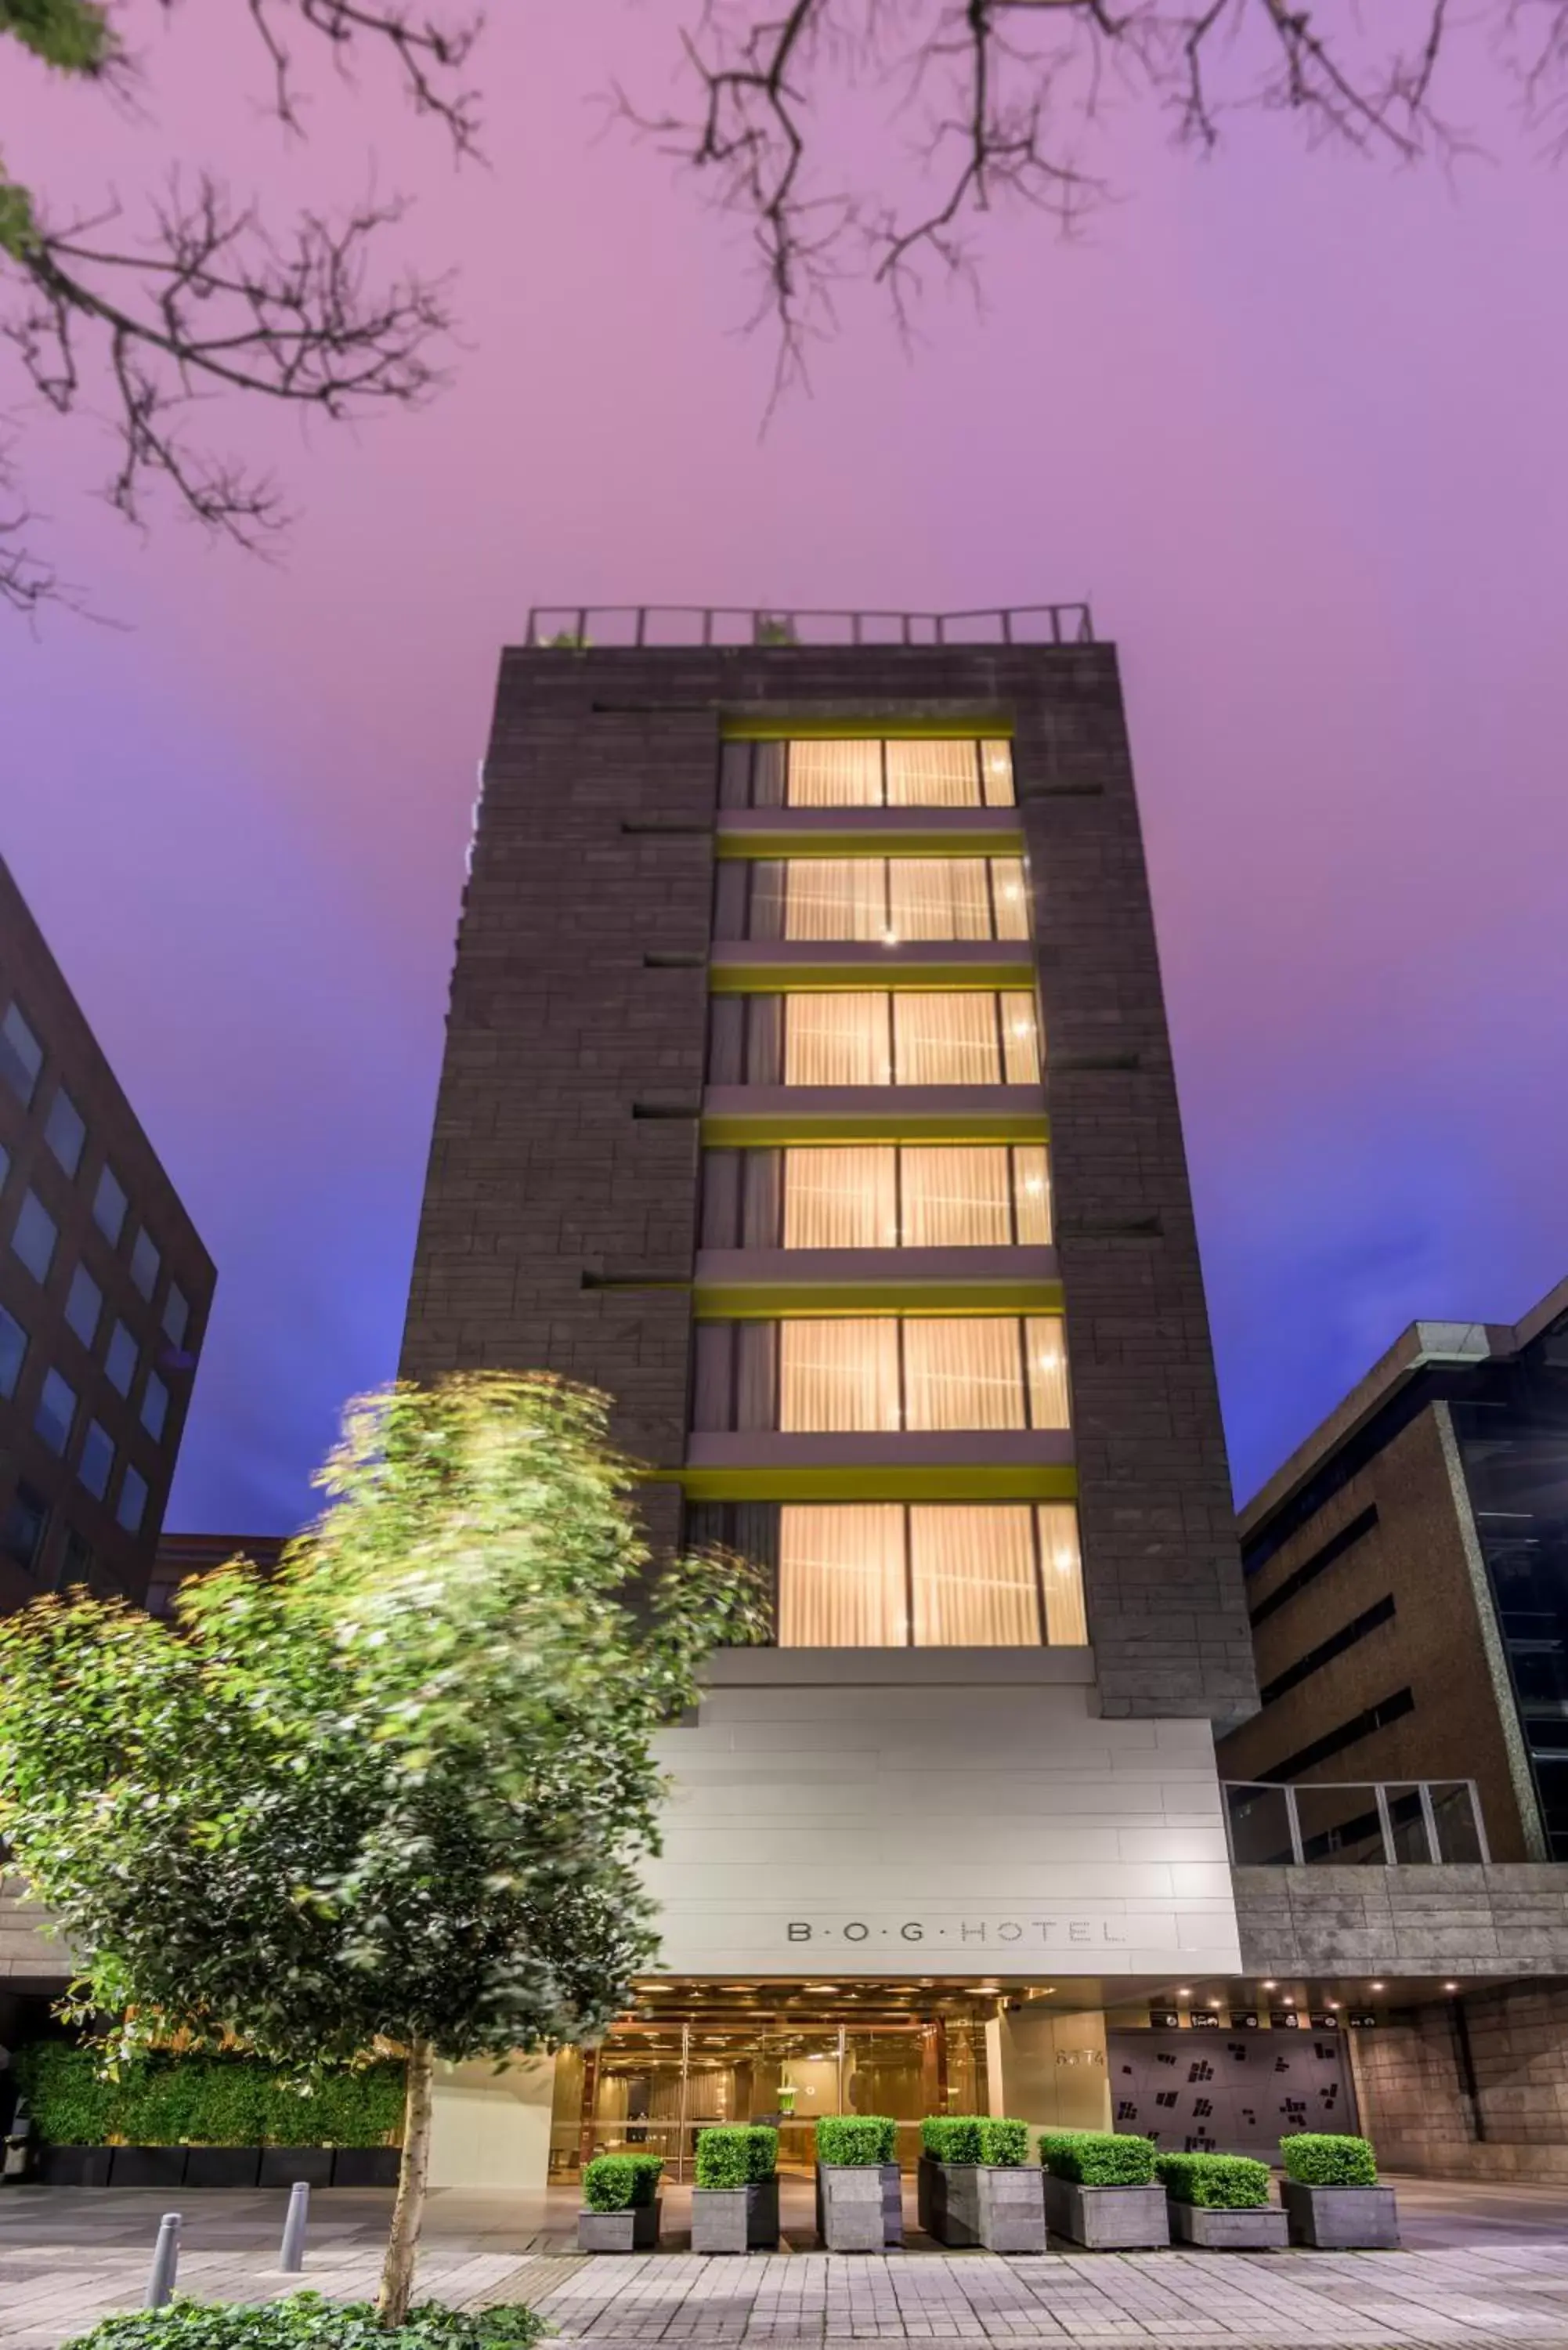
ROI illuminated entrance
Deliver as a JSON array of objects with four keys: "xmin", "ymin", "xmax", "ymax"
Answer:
[{"xmin": 549, "ymin": 1980, "xmax": 998, "ymax": 2180}]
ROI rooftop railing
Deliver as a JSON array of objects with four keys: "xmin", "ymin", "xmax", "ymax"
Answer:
[
  {"xmin": 523, "ymin": 603, "xmax": 1094, "ymax": 649},
  {"xmin": 1223, "ymin": 1778, "xmax": 1490, "ymax": 1868}
]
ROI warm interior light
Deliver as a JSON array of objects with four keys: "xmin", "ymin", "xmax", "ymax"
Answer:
[
  {"xmin": 1262, "ymin": 1979, "xmax": 1276, "ymax": 1990},
  {"xmin": 1283, "ymin": 1996, "xmax": 1295, "ymax": 2006},
  {"xmin": 1444, "ymin": 1981, "xmax": 1460, "ymax": 1992},
  {"xmin": 1328, "ymin": 2001, "xmax": 1340, "ymax": 2012},
  {"xmin": 1010, "ymin": 1021, "xmax": 1030, "ymax": 1036},
  {"xmin": 1024, "ymin": 1177, "xmax": 1043, "ymax": 1192},
  {"xmin": 1371, "ymin": 1982, "xmax": 1385, "ymax": 1992},
  {"xmin": 1207, "ymin": 2000, "xmax": 1221, "ymax": 2010},
  {"xmin": 1177, "ymin": 1987, "xmax": 1190, "ymax": 1998}
]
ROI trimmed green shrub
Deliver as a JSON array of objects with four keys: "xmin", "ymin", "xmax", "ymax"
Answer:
[
  {"xmin": 815, "ymin": 2115, "xmax": 896, "ymax": 2167},
  {"xmin": 582, "ymin": 2153, "xmax": 663, "ymax": 2211},
  {"xmin": 694, "ymin": 2124, "xmax": 778, "ymax": 2188},
  {"xmin": 921, "ymin": 2116, "xmax": 984, "ymax": 2164},
  {"xmin": 920, "ymin": 2116, "xmax": 1028, "ymax": 2166},
  {"xmin": 13, "ymin": 2046, "xmax": 404, "ymax": 2149},
  {"xmin": 1156, "ymin": 2153, "xmax": 1271, "ymax": 2209},
  {"xmin": 1280, "ymin": 2132, "xmax": 1378, "ymax": 2186},
  {"xmin": 1039, "ymin": 2130, "xmax": 1157, "ymax": 2186},
  {"xmin": 60, "ymin": 2296, "xmax": 546, "ymax": 2350}
]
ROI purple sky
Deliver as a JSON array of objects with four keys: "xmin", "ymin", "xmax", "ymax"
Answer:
[{"xmin": 5, "ymin": 7, "xmax": 1566, "ymax": 1532}]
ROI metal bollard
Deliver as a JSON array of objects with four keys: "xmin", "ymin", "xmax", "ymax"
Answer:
[
  {"xmin": 145, "ymin": 2211, "xmax": 181, "ymax": 2309},
  {"xmin": 279, "ymin": 2179, "xmax": 310, "ymax": 2273}
]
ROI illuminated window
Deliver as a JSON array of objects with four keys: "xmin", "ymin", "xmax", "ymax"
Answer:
[
  {"xmin": 720, "ymin": 738, "xmax": 1016, "ymax": 809},
  {"xmin": 706, "ymin": 1144, "xmax": 1053, "ymax": 1249},
  {"xmin": 776, "ymin": 1502, "xmax": 1086, "ymax": 1647},
  {"xmin": 774, "ymin": 1315, "xmax": 1069, "ymax": 1431},
  {"xmin": 769, "ymin": 992, "xmax": 1041, "ymax": 1086}
]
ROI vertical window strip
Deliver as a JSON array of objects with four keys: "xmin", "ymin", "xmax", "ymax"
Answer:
[{"xmin": 1037, "ymin": 1504, "xmax": 1088, "ymax": 1643}]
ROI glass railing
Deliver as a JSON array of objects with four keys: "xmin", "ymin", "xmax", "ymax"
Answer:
[{"xmin": 1223, "ymin": 1778, "xmax": 1490, "ymax": 1867}]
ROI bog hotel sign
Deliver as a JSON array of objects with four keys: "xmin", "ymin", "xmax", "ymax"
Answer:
[{"xmin": 786, "ymin": 1914, "xmax": 1137, "ymax": 1948}]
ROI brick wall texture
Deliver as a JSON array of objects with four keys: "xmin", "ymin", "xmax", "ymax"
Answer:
[{"xmin": 399, "ymin": 642, "xmax": 1255, "ymax": 1721}]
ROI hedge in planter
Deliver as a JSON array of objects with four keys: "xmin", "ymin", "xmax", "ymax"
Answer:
[
  {"xmin": 1156, "ymin": 2154, "xmax": 1271, "ymax": 2208},
  {"xmin": 1280, "ymin": 2133, "xmax": 1378, "ymax": 2186},
  {"xmin": 921, "ymin": 2117, "xmax": 1028, "ymax": 2166},
  {"xmin": 582, "ymin": 2154, "xmax": 664, "ymax": 2211},
  {"xmin": 60, "ymin": 2295, "xmax": 547, "ymax": 2350},
  {"xmin": 694, "ymin": 2126, "xmax": 778, "ymax": 2188},
  {"xmin": 815, "ymin": 2116, "xmax": 900, "ymax": 2252},
  {"xmin": 920, "ymin": 2117, "xmax": 1041, "ymax": 2251},
  {"xmin": 815, "ymin": 2116, "xmax": 895, "ymax": 2166},
  {"xmin": 1040, "ymin": 2131, "xmax": 1156, "ymax": 2185}
]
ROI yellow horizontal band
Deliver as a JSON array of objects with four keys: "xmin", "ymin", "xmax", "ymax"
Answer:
[
  {"xmin": 714, "ymin": 829, "xmax": 1025, "ymax": 860},
  {"xmin": 651, "ymin": 1464, "xmax": 1078, "ymax": 1504},
  {"xmin": 721, "ymin": 717, "xmax": 1014, "ymax": 743},
  {"xmin": 701, "ymin": 1109, "xmax": 1050, "ymax": 1146},
  {"xmin": 708, "ymin": 961, "xmax": 1035, "ymax": 995},
  {"xmin": 692, "ymin": 1282, "xmax": 1064, "ymax": 1320}
]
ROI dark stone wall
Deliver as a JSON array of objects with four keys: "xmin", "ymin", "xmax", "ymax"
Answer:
[{"xmin": 399, "ymin": 642, "xmax": 1253, "ymax": 1720}]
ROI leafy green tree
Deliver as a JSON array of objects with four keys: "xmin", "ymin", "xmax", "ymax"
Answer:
[
  {"xmin": 0, "ymin": 2, "xmax": 481, "ymax": 616},
  {"xmin": 0, "ymin": 1373, "xmax": 765, "ymax": 2325}
]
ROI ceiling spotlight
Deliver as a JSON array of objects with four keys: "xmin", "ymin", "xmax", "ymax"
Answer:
[
  {"xmin": 1177, "ymin": 1987, "xmax": 1190, "ymax": 1998},
  {"xmin": 1207, "ymin": 2000, "xmax": 1221, "ymax": 2011},
  {"xmin": 1370, "ymin": 1982, "xmax": 1385, "ymax": 1993},
  {"xmin": 1444, "ymin": 1981, "xmax": 1460, "ymax": 1993},
  {"xmin": 1328, "ymin": 2001, "xmax": 1340, "ymax": 2012},
  {"xmin": 1262, "ymin": 1979, "xmax": 1277, "ymax": 1990},
  {"xmin": 1283, "ymin": 1996, "xmax": 1295, "ymax": 2007}
]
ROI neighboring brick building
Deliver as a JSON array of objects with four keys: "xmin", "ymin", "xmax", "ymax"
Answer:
[
  {"xmin": 0, "ymin": 855, "xmax": 215, "ymax": 1610},
  {"xmin": 1219, "ymin": 1278, "xmax": 1568, "ymax": 1864},
  {"xmin": 145, "ymin": 1530, "xmax": 289, "ymax": 1618}
]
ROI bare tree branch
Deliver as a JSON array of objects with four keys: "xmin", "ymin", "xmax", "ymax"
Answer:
[{"xmin": 226, "ymin": 0, "xmax": 486, "ymax": 156}]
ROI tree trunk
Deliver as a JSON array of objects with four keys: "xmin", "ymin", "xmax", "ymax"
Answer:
[{"xmin": 378, "ymin": 2035, "xmax": 435, "ymax": 2329}]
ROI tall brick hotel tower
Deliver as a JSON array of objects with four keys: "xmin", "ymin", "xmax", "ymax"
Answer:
[{"xmin": 400, "ymin": 605, "xmax": 1260, "ymax": 2186}]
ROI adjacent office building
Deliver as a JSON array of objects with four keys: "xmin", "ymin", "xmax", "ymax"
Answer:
[{"xmin": 0, "ymin": 855, "xmax": 214, "ymax": 1610}]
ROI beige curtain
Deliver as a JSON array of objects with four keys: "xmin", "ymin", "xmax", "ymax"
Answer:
[
  {"xmin": 785, "ymin": 859, "xmax": 888, "ymax": 941},
  {"xmin": 884, "ymin": 740, "xmax": 981, "ymax": 807},
  {"xmin": 911, "ymin": 1506, "xmax": 1040, "ymax": 1646},
  {"xmin": 779, "ymin": 1318, "xmax": 899, "ymax": 1430},
  {"xmin": 779, "ymin": 1504, "xmax": 907, "ymax": 1645},
  {"xmin": 902, "ymin": 1318, "xmax": 1025, "ymax": 1430},
  {"xmin": 1025, "ymin": 1317, "xmax": 1071, "ymax": 1426},
  {"xmin": 1013, "ymin": 1144, "xmax": 1053, "ymax": 1243},
  {"xmin": 900, "ymin": 1147, "xmax": 1012, "ymax": 1246},
  {"xmin": 783, "ymin": 1147, "xmax": 898, "ymax": 1249},
  {"xmin": 1000, "ymin": 992, "xmax": 1042, "ymax": 1083},
  {"xmin": 981, "ymin": 740, "xmax": 1016, "ymax": 806},
  {"xmin": 1036, "ymin": 1505, "xmax": 1088, "ymax": 1643},
  {"xmin": 990, "ymin": 858, "xmax": 1030, "ymax": 938},
  {"xmin": 784, "ymin": 993, "xmax": 891, "ymax": 1086},
  {"xmin": 887, "ymin": 859, "xmax": 992, "ymax": 941},
  {"xmin": 787, "ymin": 740, "xmax": 882, "ymax": 807},
  {"xmin": 894, "ymin": 992, "xmax": 1000, "ymax": 1084}
]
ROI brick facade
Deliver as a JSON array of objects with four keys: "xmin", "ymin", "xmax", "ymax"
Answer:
[{"xmin": 399, "ymin": 642, "xmax": 1254, "ymax": 1721}]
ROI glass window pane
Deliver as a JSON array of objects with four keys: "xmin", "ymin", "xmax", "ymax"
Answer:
[
  {"xmin": 0, "ymin": 1303, "xmax": 26, "ymax": 1399},
  {"xmin": 1295, "ymin": 1784, "xmax": 1390, "ymax": 1866},
  {"xmin": 117, "ymin": 1465, "xmax": 149, "ymax": 1535},
  {"xmin": 885, "ymin": 741, "xmax": 981, "ymax": 807},
  {"xmin": 903, "ymin": 1318, "xmax": 1024, "ymax": 1430},
  {"xmin": 141, "ymin": 1372, "xmax": 169, "ymax": 1441},
  {"xmin": 130, "ymin": 1227, "xmax": 161, "ymax": 1300},
  {"xmin": 980, "ymin": 741, "xmax": 1016, "ymax": 807},
  {"xmin": 1429, "ymin": 1782, "xmax": 1486, "ymax": 1864},
  {"xmin": 1013, "ymin": 1146, "xmax": 1053, "ymax": 1244},
  {"xmin": 1223, "ymin": 1783, "xmax": 1296, "ymax": 1867},
  {"xmin": 65, "ymin": 1264, "xmax": 102, "ymax": 1347},
  {"xmin": 786, "ymin": 741, "xmax": 882, "ymax": 807},
  {"xmin": 887, "ymin": 859, "xmax": 991, "ymax": 940},
  {"xmin": 783, "ymin": 993, "xmax": 891, "ymax": 1086},
  {"xmin": 162, "ymin": 1283, "xmax": 190, "ymax": 1349},
  {"xmin": 93, "ymin": 1164, "xmax": 128, "ymax": 1245},
  {"xmin": 78, "ymin": 1420, "xmax": 114, "ymax": 1500},
  {"xmin": 893, "ymin": 993, "xmax": 1000, "ymax": 1085},
  {"xmin": 1001, "ymin": 992, "xmax": 1042, "ymax": 1083},
  {"xmin": 1384, "ymin": 1784, "xmax": 1434, "ymax": 1864},
  {"xmin": 1, "ymin": 1481, "xmax": 49, "ymax": 1574},
  {"xmin": 1037, "ymin": 1506, "xmax": 1088, "ymax": 1643},
  {"xmin": 783, "ymin": 860, "xmax": 887, "ymax": 940},
  {"xmin": 35, "ymin": 1367, "xmax": 77, "ymax": 1454},
  {"xmin": 783, "ymin": 1147, "xmax": 898, "ymax": 1249},
  {"xmin": 45, "ymin": 1087, "xmax": 86, "ymax": 1176},
  {"xmin": 779, "ymin": 1504, "xmax": 906, "ymax": 1645},
  {"xmin": 1025, "ymin": 1318, "xmax": 1071, "ymax": 1427},
  {"xmin": 1, "ymin": 1001, "xmax": 43, "ymax": 1105},
  {"xmin": 779, "ymin": 1319, "xmax": 899, "ymax": 1431},
  {"xmin": 12, "ymin": 1190, "xmax": 58, "ymax": 1284},
  {"xmin": 990, "ymin": 859, "xmax": 1030, "ymax": 939},
  {"xmin": 899, "ymin": 1146, "xmax": 1011, "ymax": 1246},
  {"xmin": 911, "ymin": 1506, "xmax": 1040, "ymax": 1645},
  {"xmin": 105, "ymin": 1321, "xmax": 138, "ymax": 1396}
]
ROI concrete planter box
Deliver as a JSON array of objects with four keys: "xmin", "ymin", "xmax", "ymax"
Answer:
[
  {"xmin": 110, "ymin": 2147, "xmax": 186, "ymax": 2189},
  {"xmin": 259, "ymin": 2147, "xmax": 334, "ymax": 2188},
  {"xmin": 1169, "ymin": 2200, "xmax": 1288, "ymax": 2251},
  {"xmin": 578, "ymin": 2197, "xmax": 662, "ymax": 2252},
  {"xmin": 185, "ymin": 2147, "xmax": 262, "ymax": 2189},
  {"xmin": 1042, "ymin": 2175, "xmax": 1169, "ymax": 2249},
  {"xmin": 816, "ymin": 2162, "xmax": 902, "ymax": 2251},
  {"xmin": 692, "ymin": 2176, "xmax": 780, "ymax": 2252},
  {"xmin": 1282, "ymin": 2180, "xmax": 1400, "ymax": 2250},
  {"xmin": 331, "ymin": 2146, "xmax": 402, "ymax": 2188},
  {"xmin": 919, "ymin": 2157, "xmax": 1046, "ymax": 2252},
  {"xmin": 36, "ymin": 2146, "xmax": 113, "ymax": 2186}
]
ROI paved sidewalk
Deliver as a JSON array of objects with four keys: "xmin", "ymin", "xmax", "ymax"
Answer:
[{"xmin": 9, "ymin": 2185, "xmax": 1568, "ymax": 2350}]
